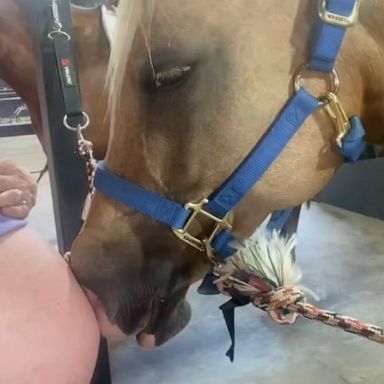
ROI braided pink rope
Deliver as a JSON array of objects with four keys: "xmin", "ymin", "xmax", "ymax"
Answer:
[
  {"xmin": 215, "ymin": 272, "xmax": 384, "ymax": 344},
  {"xmin": 78, "ymin": 137, "xmax": 97, "ymax": 193}
]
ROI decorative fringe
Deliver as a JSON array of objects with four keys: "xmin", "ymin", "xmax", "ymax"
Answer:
[
  {"xmin": 214, "ymin": 229, "xmax": 384, "ymax": 343},
  {"xmin": 235, "ymin": 230, "xmax": 300, "ymax": 289}
]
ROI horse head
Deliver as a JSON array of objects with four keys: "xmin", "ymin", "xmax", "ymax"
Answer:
[{"xmin": 66, "ymin": 0, "xmax": 384, "ymax": 348}]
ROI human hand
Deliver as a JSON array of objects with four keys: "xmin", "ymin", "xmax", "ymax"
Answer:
[{"xmin": 0, "ymin": 157, "xmax": 37, "ymax": 219}]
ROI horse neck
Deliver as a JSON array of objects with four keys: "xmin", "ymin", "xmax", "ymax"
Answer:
[
  {"xmin": 358, "ymin": 1, "xmax": 384, "ymax": 145},
  {"xmin": 71, "ymin": 9, "xmax": 111, "ymax": 159}
]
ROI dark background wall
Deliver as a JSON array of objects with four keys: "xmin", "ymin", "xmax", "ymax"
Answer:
[{"xmin": 318, "ymin": 158, "xmax": 384, "ymax": 220}]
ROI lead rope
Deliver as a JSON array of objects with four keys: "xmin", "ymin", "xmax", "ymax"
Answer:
[
  {"xmin": 214, "ymin": 231, "xmax": 384, "ymax": 361},
  {"xmin": 219, "ymin": 280, "xmax": 384, "ymax": 343},
  {"xmin": 64, "ymin": 133, "xmax": 96, "ymax": 264},
  {"xmin": 77, "ymin": 130, "xmax": 97, "ymax": 220},
  {"xmin": 62, "ymin": 125, "xmax": 96, "ymax": 267}
]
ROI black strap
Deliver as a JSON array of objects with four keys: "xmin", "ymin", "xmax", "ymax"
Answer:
[
  {"xmin": 220, "ymin": 297, "xmax": 251, "ymax": 362},
  {"xmin": 53, "ymin": 34, "xmax": 84, "ymax": 128},
  {"xmin": 49, "ymin": 0, "xmax": 85, "ymax": 129}
]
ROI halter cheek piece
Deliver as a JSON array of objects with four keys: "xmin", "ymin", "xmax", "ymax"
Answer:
[{"xmin": 94, "ymin": 0, "xmax": 365, "ymax": 262}]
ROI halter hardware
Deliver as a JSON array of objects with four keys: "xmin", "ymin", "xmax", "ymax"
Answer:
[
  {"xmin": 318, "ymin": 0, "xmax": 360, "ymax": 27},
  {"xmin": 172, "ymin": 198, "xmax": 232, "ymax": 253},
  {"xmin": 293, "ymin": 65, "xmax": 352, "ymax": 148},
  {"xmin": 323, "ymin": 92, "xmax": 352, "ymax": 148},
  {"xmin": 294, "ymin": 64, "xmax": 340, "ymax": 104}
]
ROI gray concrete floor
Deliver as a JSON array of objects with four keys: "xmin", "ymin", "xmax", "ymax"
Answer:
[
  {"xmin": 3, "ymin": 136, "xmax": 384, "ymax": 384},
  {"xmin": 110, "ymin": 203, "xmax": 384, "ymax": 384}
]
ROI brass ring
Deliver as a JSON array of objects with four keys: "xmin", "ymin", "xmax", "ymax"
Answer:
[{"xmin": 294, "ymin": 63, "xmax": 340, "ymax": 105}]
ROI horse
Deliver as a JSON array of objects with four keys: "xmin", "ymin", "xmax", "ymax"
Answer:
[
  {"xmin": 2, "ymin": 0, "xmax": 384, "ymax": 350},
  {"xmin": 69, "ymin": 0, "xmax": 384, "ymax": 349}
]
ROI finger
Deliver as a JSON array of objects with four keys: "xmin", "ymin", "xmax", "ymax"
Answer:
[
  {"xmin": 20, "ymin": 190, "xmax": 36, "ymax": 209},
  {"xmin": 1, "ymin": 204, "xmax": 30, "ymax": 220},
  {"xmin": 0, "ymin": 158, "xmax": 36, "ymax": 189},
  {"xmin": 0, "ymin": 175, "xmax": 28, "ymax": 193},
  {"xmin": 0, "ymin": 189, "xmax": 24, "ymax": 208},
  {"xmin": 0, "ymin": 189, "xmax": 36, "ymax": 219},
  {"xmin": 0, "ymin": 158, "xmax": 31, "ymax": 176},
  {"xmin": 0, "ymin": 176, "xmax": 37, "ymax": 204},
  {"xmin": 0, "ymin": 158, "xmax": 18, "ymax": 175},
  {"xmin": 28, "ymin": 191, "xmax": 36, "ymax": 209}
]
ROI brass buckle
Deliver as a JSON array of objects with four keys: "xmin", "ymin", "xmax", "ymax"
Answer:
[
  {"xmin": 318, "ymin": 0, "xmax": 360, "ymax": 28},
  {"xmin": 172, "ymin": 198, "xmax": 232, "ymax": 253}
]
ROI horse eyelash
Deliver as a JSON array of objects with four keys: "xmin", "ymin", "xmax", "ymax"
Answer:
[{"xmin": 154, "ymin": 65, "xmax": 191, "ymax": 88}]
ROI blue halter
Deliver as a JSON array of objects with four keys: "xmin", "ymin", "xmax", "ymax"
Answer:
[{"xmin": 94, "ymin": 0, "xmax": 364, "ymax": 260}]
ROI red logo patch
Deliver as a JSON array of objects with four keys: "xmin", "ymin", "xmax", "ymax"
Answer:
[{"xmin": 61, "ymin": 58, "xmax": 70, "ymax": 66}]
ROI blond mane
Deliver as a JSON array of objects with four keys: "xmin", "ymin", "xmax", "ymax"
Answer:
[{"xmin": 107, "ymin": 0, "xmax": 154, "ymax": 129}]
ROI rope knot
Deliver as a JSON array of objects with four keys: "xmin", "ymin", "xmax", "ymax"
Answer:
[{"xmin": 251, "ymin": 286, "xmax": 305, "ymax": 325}]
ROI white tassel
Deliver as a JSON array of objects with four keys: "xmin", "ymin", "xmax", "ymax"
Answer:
[{"xmin": 235, "ymin": 229, "xmax": 318, "ymax": 301}]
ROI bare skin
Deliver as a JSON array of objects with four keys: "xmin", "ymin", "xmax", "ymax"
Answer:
[{"xmin": 0, "ymin": 228, "xmax": 100, "ymax": 384}]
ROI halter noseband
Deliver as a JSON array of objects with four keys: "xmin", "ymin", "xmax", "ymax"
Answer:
[{"xmin": 94, "ymin": 0, "xmax": 365, "ymax": 263}]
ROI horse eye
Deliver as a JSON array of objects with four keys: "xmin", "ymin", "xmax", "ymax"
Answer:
[{"xmin": 153, "ymin": 65, "xmax": 191, "ymax": 88}]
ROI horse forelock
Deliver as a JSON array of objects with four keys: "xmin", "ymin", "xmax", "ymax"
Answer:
[{"xmin": 107, "ymin": 0, "xmax": 155, "ymax": 130}]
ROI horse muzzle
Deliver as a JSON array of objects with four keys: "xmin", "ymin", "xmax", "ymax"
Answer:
[{"xmin": 84, "ymin": 287, "xmax": 192, "ymax": 348}]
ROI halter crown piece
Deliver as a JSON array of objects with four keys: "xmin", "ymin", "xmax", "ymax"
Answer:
[{"xmin": 94, "ymin": 0, "xmax": 365, "ymax": 262}]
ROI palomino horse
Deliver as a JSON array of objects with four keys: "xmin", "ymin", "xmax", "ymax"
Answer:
[
  {"xmin": 70, "ymin": 0, "xmax": 384, "ymax": 348},
  {"xmin": 2, "ymin": 0, "xmax": 384, "ymax": 349}
]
